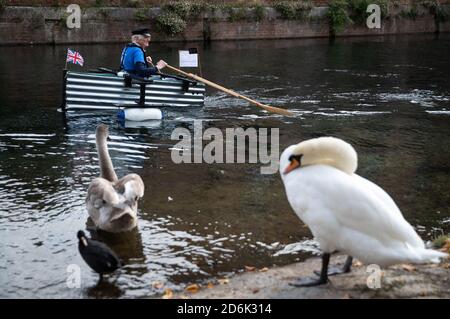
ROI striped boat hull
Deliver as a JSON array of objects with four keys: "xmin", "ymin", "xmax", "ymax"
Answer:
[{"xmin": 63, "ymin": 71, "xmax": 206, "ymax": 111}]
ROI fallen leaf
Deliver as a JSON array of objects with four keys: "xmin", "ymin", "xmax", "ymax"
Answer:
[
  {"xmin": 245, "ymin": 266, "xmax": 256, "ymax": 272},
  {"xmin": 259, "ymin": 267, "xmax": 269, "ymax": 272},
  {"xmin": 252, "ymin": 288, "xmax": 260, "ymax": 294},
  {"xmin": 162, "ymin": 288, "xmax": 173, "ymax": 299},
  {"xmin": 440, "ymin": 239, "xmax": 450, "ymax": 253},
  {"xmin": 218, "ymin": 278, "xmax": 229, "ymax": 285},
  {"xmin": 185, "ymin": 284, "xmax": 200, "ymax": 293},
  {"xmin": 401, "ymin": 264, "xmax": 416, "ymax": 272},
  {"xmin": 207, "ymin": 282, "xmax": 215, "ymax": 289},
  {"xmin": 180, "ymin": 295, "xmax": 190, "ymax": 299},
  {"xmin": 353, "ymin": 261, "xmax": 363, "ymax": 267},
  {"xmin": 152, "ymin": 281, "xmax": 164, "ymax": 289}
]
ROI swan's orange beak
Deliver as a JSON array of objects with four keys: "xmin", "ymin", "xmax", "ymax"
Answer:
[{"xmin": 283, "ymin": 158, "xmax": 300, "ymax": 175}]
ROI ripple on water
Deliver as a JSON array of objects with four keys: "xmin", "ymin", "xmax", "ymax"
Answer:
[
  {"xmin": 1, "ymin": 128, "xmax": 295, "ymax": 298},
  {"xmin": 1, "ymin": 38, "xmax": 449, "ymax": 297}
]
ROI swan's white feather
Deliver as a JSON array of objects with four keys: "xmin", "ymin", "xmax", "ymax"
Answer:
[{"xmin": 280, "ymin": 137, "xmax": 447, "ymax": 267}]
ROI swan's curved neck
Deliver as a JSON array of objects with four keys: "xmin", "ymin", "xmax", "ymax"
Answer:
[
  {"xmin": 96, "ymin": 133, "xmax": 118, "ymax": 183},
  {"xmin": 301, "ymin": 138, "xmax": 358, "ymax": 175},
  {"xmin": 308, "ymin": 153, "xmax": 355, "ymax": 174}
]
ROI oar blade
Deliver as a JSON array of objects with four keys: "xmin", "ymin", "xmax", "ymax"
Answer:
[{"xmin": 257, "ymin": 103, "xmax": 294, "ymax": 116}]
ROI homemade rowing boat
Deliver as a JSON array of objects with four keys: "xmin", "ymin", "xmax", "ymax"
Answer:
[{"xmin": 61, "ymin": 69, "xmax": 206, "ymax": 112}]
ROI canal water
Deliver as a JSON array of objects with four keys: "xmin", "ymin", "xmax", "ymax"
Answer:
[{"xmin": 0, "ymin": 34, "xmax": 449, "ymax": 298}]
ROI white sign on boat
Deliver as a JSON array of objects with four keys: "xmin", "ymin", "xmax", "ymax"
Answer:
[{"xmin": 179, "ymin": 50, "xmax": 198, "ymax": 68}]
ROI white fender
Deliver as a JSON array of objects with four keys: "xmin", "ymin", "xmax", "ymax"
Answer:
[{"xmin": 117, "ymin": 108, "xmax": 163, "ymax": 121}]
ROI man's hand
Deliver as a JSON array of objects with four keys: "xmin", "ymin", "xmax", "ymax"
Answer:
[
  {"xmin": 156, "ymin": 60, "xmax": 167, "ymax": 71},
  {"xmin": 146, "ymin": 56, "xmax": 153, "ymax": 64}
]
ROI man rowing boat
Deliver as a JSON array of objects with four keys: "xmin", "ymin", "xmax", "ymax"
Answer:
[{"xmin": 119, "ymin": 28, "xmax": 167, "ymax": 77}]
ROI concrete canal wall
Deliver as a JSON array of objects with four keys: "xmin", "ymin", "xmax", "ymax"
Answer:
[{"xmin": 0, "ymin": 1, "xmax": 449, "ymax": 45}]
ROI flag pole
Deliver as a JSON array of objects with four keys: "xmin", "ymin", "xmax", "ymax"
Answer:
[
  {"xmin": 196, "ymin": 46, "xmax": 203, "ymax": 77},
  {"xmin": 64, "ymin": 48, "xmax": 68, "ymax": 70}
]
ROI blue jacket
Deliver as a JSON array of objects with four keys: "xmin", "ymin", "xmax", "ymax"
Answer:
[{"xmin": 119, "ymin": 43, "xmax": 159, "ymax": 77}]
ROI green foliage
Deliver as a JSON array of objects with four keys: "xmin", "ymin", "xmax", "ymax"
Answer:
[
  {"xmin": 94, "ymin": 0, "xmax": 104, "ymax": 7},
  {"xmin": 134, "ymin": 8, "xmax": 148, "ymax": 21},
  {"xmin": 328, "ymin": 0, "xmax": 391, "ymax": 34},
  {"xmin": 274, "ymin": 0, "xmax": 312, "ymax": 20},
  {"xmin": 156, "ymin": 11, "xmax": 187, "ymax": 36},
  {"xmin": 97, "ymin": 8, "xmax": 110, "ymax": 19},
  {"xmin": 328, "ymin": 0, "xmax": 351, "ymax": 35},
  {"xmin": 347, "ymin": 0, "xmax": 388, "ymax": 24},
  {"xmin": 227, "ymin": 7, "xmax": 247, "ymax": 22},
  {"xmin": 153, "ymin": 1, "xmax": 270, "ymax": 36},
  {"xmin": 0, "ymin": 0, "xmax": 6, "ymax": 11},
  {"xmin": 422, "ymin": 0, "xmax": 449, "ymax": 22},
  {"xmin": 60, "ymin": 10, "xmax": 70, "ymax": 26},
  {"xmin": 221, "ymin": 3, "xmax": 268, "ymax": 22},
  {"xmin": 421, "ymin": 0, "xmax": 436, "ymax": 11},
  {"xmin": 50, "ymin": 1, "xmax": 60, "ymax": 7},
  {"xmin": 436, "ymin": 6, "xmax": 449, "ymax": 22},
  {"xmin": 346, "ymin": 0, "xmax": 367, "ymax": 23},
  {"xmin": 154, "ymin": 1, "xmax": 210, "ymax": 36},
  {"xmin": 400, "ymin": 7, "xmax": 418, "ymax": 20},
  {"xmin": 125, "ymin": 0, "xmax": 143, "ymax": 8},
  {"xmin": 164, "ymin": 1, "xmax": 193, "ymax": 18},
  {"xmin": 433, "ymin": 234, "xmax": 449, "ymax": 249},
  {"xmin": 254, "ymin": 4, "xmax": 265, "ymax": 22},
  {"xmin": 163, "ymin": 1, "xmax": 206, "ymax": 19}
]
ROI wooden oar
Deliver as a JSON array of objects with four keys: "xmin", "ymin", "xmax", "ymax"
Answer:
[{"xmin": 165, "ymin": 64, "xmax": 293, "ymax": 116}]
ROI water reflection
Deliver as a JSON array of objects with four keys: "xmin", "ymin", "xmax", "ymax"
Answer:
[
  {"xmin": 87, "ymin": 279, "xmax": 123, "ymax": 299},
  {"xmin": 0, "ymin": 35, "xmax": 449, "ymax": 298}
]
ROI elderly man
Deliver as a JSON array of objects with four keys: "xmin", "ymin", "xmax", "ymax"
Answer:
[{"xmin": 119, "ymin": 28, "xmax": 167, "ymax": 77}]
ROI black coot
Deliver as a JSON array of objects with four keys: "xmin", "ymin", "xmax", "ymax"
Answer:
[{"xmin": 77, "ymin": 230, "xmax": 121, "ymax": 280}]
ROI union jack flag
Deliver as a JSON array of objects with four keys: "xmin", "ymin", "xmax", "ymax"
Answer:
[{"xmin": 66, "ymin": 49, "xmax": 84, "ymax": 66}]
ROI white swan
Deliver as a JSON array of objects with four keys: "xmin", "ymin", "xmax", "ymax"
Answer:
[
  {"xmin": 86, "ymin": 124, "xmax": 144, "ymax": 233},
  {"xmin": 280, "ymin": 136, "xmax": 447, "ymax": 286}
]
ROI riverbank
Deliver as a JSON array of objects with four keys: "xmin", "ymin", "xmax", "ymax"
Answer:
[
  {"xmin": 1, "ymin": 1, "xmax": 449, "ymax": 45},
  {"xmin": 170, "ymin": 255, "xmax": 450, "ymax": 299}
]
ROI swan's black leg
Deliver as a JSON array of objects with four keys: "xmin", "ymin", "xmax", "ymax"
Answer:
[
  {"xmin": 314, "ymin": 255, "xmax": 353, "ymax": 276},
  {"xmin": 342, "ymin": 256, "xmax": 353, "ymax": 273},
  {"xmin": 290, "ymin": 253, "xmax": 330, "ymax": 287}
]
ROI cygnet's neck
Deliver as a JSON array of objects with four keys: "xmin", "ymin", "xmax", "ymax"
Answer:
[{"xmin": 96, "ymin": 132, "xmax": 118, "ymax": 183}]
